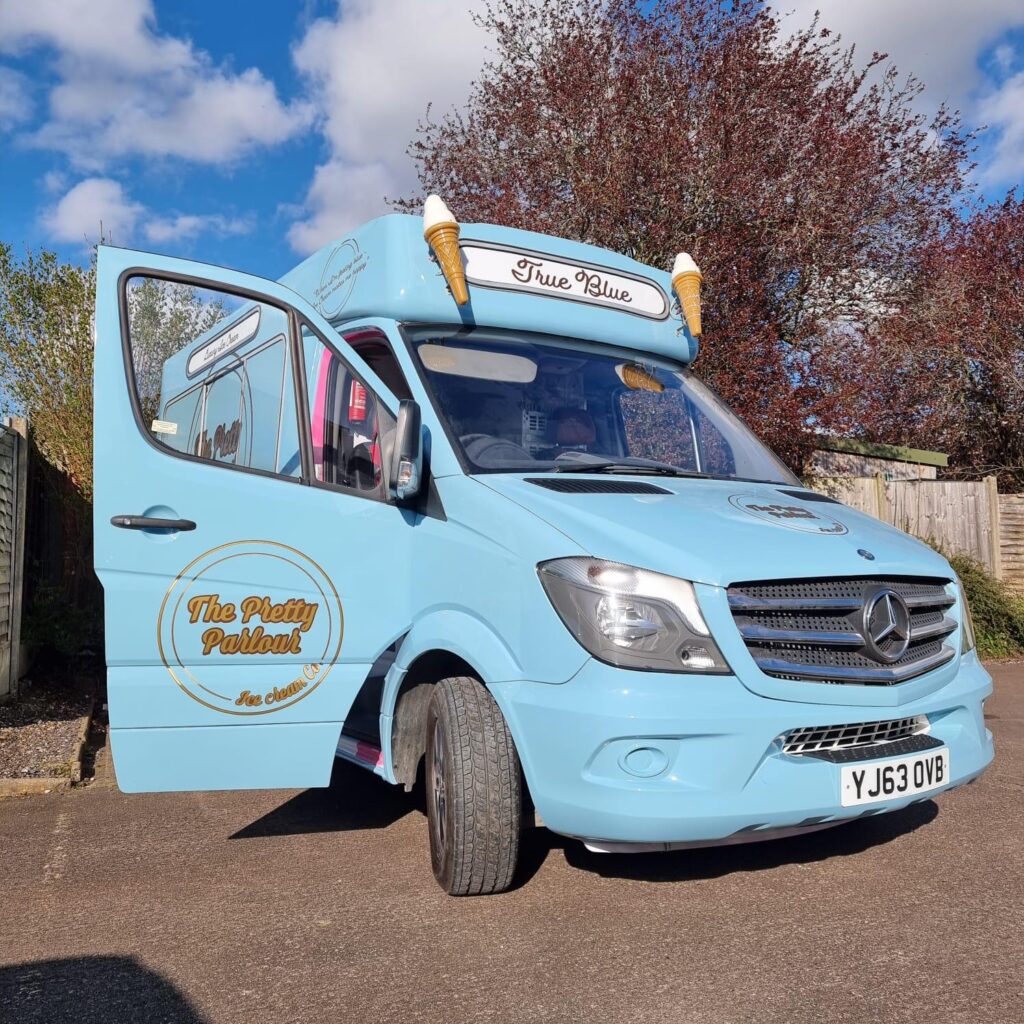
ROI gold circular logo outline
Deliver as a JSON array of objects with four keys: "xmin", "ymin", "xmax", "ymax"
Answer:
[
  {"xmin": 169, "ymin": 551, "xmax": 335, "ymax": 701},
  {"xmin": 157, "ymin": 539, "xmax": 344, "ymax": 716}
]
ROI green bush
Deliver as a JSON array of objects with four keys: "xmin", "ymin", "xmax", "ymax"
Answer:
[
  {"xmin": 22, "ymin": 583, "xmax": 104, "ymax": 669},
  {"xmin": 948, "ymin": 553, "xmax": 1024, "ymax": 659}
]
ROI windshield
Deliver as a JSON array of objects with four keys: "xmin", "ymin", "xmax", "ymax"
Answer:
[{"xmin": 409, "ymin": 327, "xmax": 798, "ymax": 484}]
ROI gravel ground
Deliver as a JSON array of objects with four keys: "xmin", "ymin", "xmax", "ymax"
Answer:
[{"xmin": 0, "ymin": 684, "xmax": 93, "ymax": 779}]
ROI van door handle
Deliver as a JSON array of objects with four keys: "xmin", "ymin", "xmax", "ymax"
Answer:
[{"xmin": 111, "ymin": 515, "xmax": 197, "ymax": 532}]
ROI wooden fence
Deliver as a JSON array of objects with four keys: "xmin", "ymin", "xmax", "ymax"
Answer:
[
  {"xmin": 0, "ymin": 418, "xmax": 28, "ymax": 701},
  {"xmin": 808, "ymin": 475, "xmax": 1006, "ymax": 579},
  {"xmin": 998, "ymin": 494, "xmax": 1024, "ymax": 592}
]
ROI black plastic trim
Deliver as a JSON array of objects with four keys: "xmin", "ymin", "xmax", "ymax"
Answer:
[{"xmin": 800, "ymin": 733, "xmax": 945, "ymax": 763}]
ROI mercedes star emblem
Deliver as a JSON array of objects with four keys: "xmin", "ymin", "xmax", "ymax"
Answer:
[{"xmin": 862, "ymin": 588, "xmax": 912, "ymax": 663}]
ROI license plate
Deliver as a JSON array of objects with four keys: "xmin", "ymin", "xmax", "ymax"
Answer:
[{"xmin": 840, "ymin": 748, "xmax": 949, "ymax": 807}]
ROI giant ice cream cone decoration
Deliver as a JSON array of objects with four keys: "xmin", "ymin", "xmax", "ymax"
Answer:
[
  {"xmin": 423, "ymin": 195, "xmax": 469, "ymax": 306},
  {"xmin": 671, "ymin": 252, "xmax": 703, "ymax": 337}
]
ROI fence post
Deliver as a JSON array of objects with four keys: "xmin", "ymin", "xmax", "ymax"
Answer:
[
  {"xmin": 9, "ymin": 417, "xmax": 28, "ymax": 700},
  {"xmin": 985, "ymin": 475, "xmax": 1003, "ymax": 579},
  {"xmin": 0, "ymin": 417, "xmax": 28, "ymax": 702},
  {"xmin": 873, "ymin": 472, "xmax": 887, "ymax": 522}
]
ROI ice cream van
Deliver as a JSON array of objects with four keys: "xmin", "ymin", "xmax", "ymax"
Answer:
[{"xmin": 93, "ymin": 198, "xmax": 993, "ymax": 895}]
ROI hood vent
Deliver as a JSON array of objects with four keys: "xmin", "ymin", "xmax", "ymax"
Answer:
[
  {"xmin": 777, "ymin": 489, "xmax": 841, "ymax": 504},
  {"xmin": 526, "ymin": 478, "xmax": 673, "ymax": 495}
]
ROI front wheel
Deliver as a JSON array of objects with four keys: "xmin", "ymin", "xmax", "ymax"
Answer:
[{"xmin": 425, "ymin": 676, "xmax": 522, "ymax": 895}]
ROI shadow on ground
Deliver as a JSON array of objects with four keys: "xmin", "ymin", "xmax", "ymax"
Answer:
[
  {"xmin": 230, "ymin": 757, "xmax": 424, "ymax": 840},
  {"xmin": 0, "ymin": 955, "xmax": 207, "ymax": 1024},
  {"xmin": 553, "ymin": 800, "xmax": 940, "ymax": 884},
  {"xmin": 233, "ymin": 757, "xmax": 942, "ymax": 889}
]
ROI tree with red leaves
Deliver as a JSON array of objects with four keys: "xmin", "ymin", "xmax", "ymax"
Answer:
[
  {"xmin": 396, "ymin": 0, "xmax": 973, "ymax": 469},
  {"xmin": 851, "ymin": 194, "xmax": 1024, "ymax": 491}
]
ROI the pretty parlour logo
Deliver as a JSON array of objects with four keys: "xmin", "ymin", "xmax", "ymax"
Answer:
[{"xmin": 157, "ymin": 540, "xmax": 344, "ymax": 715}]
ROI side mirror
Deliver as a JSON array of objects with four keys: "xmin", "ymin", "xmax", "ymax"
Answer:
[{"xmin": 389, "ymin": 399, "xmax": 424, "ymax": 502}]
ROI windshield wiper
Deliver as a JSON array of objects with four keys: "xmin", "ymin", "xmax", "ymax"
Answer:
[{"xmin": 552, "ymin": 454, "xmax": 706, "ymax": 477}]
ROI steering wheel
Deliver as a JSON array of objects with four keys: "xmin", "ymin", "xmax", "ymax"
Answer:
[{"xmin": 460, "ymin": 434, "xmax": 534, "ymax": 466}]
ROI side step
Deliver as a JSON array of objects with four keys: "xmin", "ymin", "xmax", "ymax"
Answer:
[{"xmin": 335, "ymin": 735, "xmax": 384, "ymax": 770}]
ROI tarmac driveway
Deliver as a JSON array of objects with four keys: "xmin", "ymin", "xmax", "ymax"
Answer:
[{"xmin": 1, "ymin": 664, "xmax": 1021, "ymax": 1024}]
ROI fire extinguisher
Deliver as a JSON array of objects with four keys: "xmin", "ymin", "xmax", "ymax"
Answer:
[{"xmin": 348, "ymin": 379, "xmax": 368, "ymax": 423}]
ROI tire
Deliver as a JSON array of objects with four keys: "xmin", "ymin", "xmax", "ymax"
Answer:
[{"xmin": 425, "ymin": 676, "xmax": 522, "ymax": 895}]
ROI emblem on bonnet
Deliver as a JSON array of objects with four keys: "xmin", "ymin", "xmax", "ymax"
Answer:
[{"xmin": 728, "ymin": 493, "xmax": 849, "ymax": 535}]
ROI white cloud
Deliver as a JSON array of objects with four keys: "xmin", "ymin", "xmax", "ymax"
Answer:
[
  {"xmin": 776, "ymin": 2, "xmax": 1024, "ymax": 192},
  {"xmin": 286, "ymin": 159, "xmax": 396, "ymax": 256},
  {"xmin": 42, "ymin": 176, "xmax": 254, "ymax": 248},
  {"xmin": 992, "ymin": 43, "xmax": 1016, "ymax": 75},
  {"xmin": 775, "ymin": 2, "xmax": 1024, "ymax": 107},
  {"xmin": 0, "ymin": 0, "xmax": 189, "ymax": 74},
  {"xmin": 287, "ymin": 0, "xmax": 488, "ymax": 254},
  {"xmin": 143, "ymin": 212, "xmax": 253, "ymax": 244},
  {"xmin": 40, "ymin": 169, "xmax": 66, "ymax": 193},
  {"xmin": 979, "ymin": 70, "xmax": 1024, "ymax": 183},
  {"xmin": 0, "ymin": 65, "xmax": 30, "ymax": 129},
  {"xmin": 42, "ymin": 177, "xmax": 143, "ymax": 244},
  {"xmin": 0, "ymin": 0, "xmax": 311, "ymax": 168}
]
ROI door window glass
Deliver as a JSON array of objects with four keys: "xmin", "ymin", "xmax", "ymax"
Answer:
[
  {"xmin": 124, "ymin": 277, "xmax": 299, "ymax": 478},
  {"xmin": 302, "ymin": 327, "xmax": 384, "ymax": 494},
  {"xmin": 349, "ymin": 336, "xmax": 413, "ymax": 401}
]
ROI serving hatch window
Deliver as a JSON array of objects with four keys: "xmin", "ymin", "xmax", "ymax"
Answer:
[{"xmin": 123, "ymin": 276, "xmax": 299, "ymax": 478}]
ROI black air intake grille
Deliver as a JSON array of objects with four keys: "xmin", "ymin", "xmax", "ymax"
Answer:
[{"xmin": 525, "ymin": 478, "xmax": 672, "ymax": 495}]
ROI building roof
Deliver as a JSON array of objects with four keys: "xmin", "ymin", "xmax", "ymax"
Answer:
[{"xmin": 814, "ymin": 436, "xmax": 948, "ymax": 468}]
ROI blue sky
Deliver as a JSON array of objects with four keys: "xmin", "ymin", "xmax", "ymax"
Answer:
[{"xmin": 1, "ymin": 0, "xmax": 1023, "ymax": 281}]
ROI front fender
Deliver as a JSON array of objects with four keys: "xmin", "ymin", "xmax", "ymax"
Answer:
[
  {"xmin": 393, "ymin": 609, "xmax": 524, "ymax": 685},
  {"xmin": 375, "ymin": 608, "xmax": 586, "ymax": 783}
]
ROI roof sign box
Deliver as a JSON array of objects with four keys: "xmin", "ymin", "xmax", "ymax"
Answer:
[
  {"xmin": 187, "ymin": 308, "xmax": 261, "ymax": 377},
  {"xmin": 461, "ymin": 241, "xmax": 670, "ymax": 320},
  {"xmin": 278, "ymin": 214, "xmax": 698, "ymax": 365}
]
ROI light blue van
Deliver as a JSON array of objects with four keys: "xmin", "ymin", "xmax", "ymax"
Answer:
[{"xmin": 93, "ymin": 209, "xmax": 993, "ymax": 895}]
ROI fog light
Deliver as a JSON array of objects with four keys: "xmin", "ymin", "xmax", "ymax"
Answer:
[{"xmin": 619, "ymin": 746, "xmax": 669, "ymax": 778}]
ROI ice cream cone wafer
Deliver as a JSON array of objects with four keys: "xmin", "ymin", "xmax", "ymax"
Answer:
[
  {"xmin": 671, "ymin": 253, "xmax": 703, "ymax": 337},
  {"xmin": 423, "ymin": 196, "xmax": 469, "ymax": 306}
]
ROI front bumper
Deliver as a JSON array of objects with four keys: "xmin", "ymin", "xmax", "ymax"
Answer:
[{"xmin": 490, "ymin": 652, "xmax": 994, "ymax": 845}]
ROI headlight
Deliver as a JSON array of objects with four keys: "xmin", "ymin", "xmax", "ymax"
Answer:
[
  {"xmin": 956, "ymin": 577, "xmax": 976, "ymax": 654},
  {"xmin": 538, "ymin": 558, "xmax": 731, "ymax": 673}
]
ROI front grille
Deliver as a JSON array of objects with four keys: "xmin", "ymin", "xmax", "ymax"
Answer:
[
  {"xmin": 782, "ymin": 715, "xmax": 929, "ymax": 755},
  {"xmin": 800, "ymin": 734, "xmax": 945, "ymax": 763},
  {"xmin": 728, "ymin": 576, "xmax": 956, "ymax": 685}
]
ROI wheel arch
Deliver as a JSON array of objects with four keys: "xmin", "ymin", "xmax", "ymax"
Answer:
[
  {"xmin": 388, "ymin": 649, "xmax": 479, "ymax": 790},
  {"xmin": 381, "ymin": 611, "xmax": 523, "ymax": 789}
]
